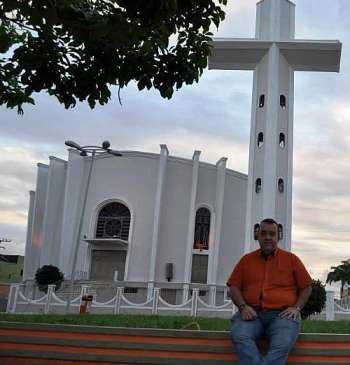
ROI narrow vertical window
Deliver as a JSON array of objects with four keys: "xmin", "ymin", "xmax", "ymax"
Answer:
[
  {"xmin": 259, "ymin": 94, "xmax": 265, "ymax": 108},
  {"xmin": 254, "ymin": 224, "xmax": 260, "ymax": 240},
  {"xmin": 193, "ymin": 208, "xmax": 210, "ymax": 250},
  {"xmin": 280, "ymin": 95, "xmax": 286, "ymax": 109},
  {"xmin": 279, "ymin": 133, "xmax": 285, "ymax": 148},
  {"xmin": 278, "ymin": 178, "xmax": 284, "ymax": 193},
  {"xmin": 278, "ymin": 224, "xmax": 283, "ymax": 241},
  {"xmin": 257, "ymin": 132, "xmax": 264, "ymax": 148},
  {"xmin": 255, "ymin": 178, "xmax": 262, "ymax": 193}
]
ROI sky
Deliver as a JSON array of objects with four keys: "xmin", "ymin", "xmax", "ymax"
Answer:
[{"xmin": 0, "ymin": 0, "xmax": 349, "ymax": 291}]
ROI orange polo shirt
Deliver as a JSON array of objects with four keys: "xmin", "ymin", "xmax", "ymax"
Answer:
[{"xmin": 227, "ymin": 248, "xmax": 312, "ymax": 310}]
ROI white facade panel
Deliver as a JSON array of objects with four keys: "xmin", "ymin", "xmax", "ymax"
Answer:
[
  {"xmin": 156, "ymin": 158, "xmax": 193, "ymax": 283},
  {"xmin": 77, "ymin": 153, "xmax": 159, "ymax": 282}
]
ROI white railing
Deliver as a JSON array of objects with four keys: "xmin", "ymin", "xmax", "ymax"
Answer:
[
  {"xmin": 7, "ymin": 284, "xmax": 236, "ymax": 317},
  {"xmin": 6, "ymin": 285, "xmax": 350, "ymax": 320}
]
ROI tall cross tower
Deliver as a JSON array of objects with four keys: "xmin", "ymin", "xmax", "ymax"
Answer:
[{"xmin": 209, "ymin": 0, "xmax": 341, "ymax": 252}]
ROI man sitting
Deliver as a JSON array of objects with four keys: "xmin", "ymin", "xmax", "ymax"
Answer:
[{"xmin": 227, "ymin": 218, "xmax": 312, "ymax": 365}]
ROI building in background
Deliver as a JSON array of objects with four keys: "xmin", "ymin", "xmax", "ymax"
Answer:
[
  {"xmin": 0, "ymin": 255, "xmax": 24, "ymax": 283},
  {"xmin": 23, "ymin": 146, "xmax": 247, "ymax": 303}
]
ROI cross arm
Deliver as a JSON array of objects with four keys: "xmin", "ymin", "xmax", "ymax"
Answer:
[
  {"xmin": 278, "ymin": 40, "xmax": 342, "ymax": 72},
  {"xmin": 209, "ymin": 38, "xmax": 272, "ymax": 71}
]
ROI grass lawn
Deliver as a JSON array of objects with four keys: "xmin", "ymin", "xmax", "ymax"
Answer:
[{"xmin": 0, "ymin": 313, "xmax": 349, "ymax": 333}]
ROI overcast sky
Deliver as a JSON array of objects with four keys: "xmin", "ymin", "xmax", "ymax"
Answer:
[{"xmin": 0, "ymin": 0, "xmax": 349, "ymax": 290}]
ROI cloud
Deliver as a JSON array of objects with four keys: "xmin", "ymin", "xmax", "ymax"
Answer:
[{"xmin": 0, "ymin": 0, "xmax": 349, "ymax": 290}]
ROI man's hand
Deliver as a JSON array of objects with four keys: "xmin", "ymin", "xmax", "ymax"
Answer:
[
  {"xmin": 240, "ymin": 305, "xmax": 258, "ymax": 321},
  {"xmin": 279, "ymin": 307, "xmax": 301, "ymax": 320}
]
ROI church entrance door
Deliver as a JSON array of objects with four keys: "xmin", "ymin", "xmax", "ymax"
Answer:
[{"xmin": 90, "ymin": 250, "xmax": 126, "ymax": 281}]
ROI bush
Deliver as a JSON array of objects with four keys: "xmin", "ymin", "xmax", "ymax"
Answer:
[
  {"xmin": 301, "ymin": 279, "xmax": 326, "ymax": 319},
  {"xmin": 35, "ymin": 265, "xmax": 64, "ymax": 293}
]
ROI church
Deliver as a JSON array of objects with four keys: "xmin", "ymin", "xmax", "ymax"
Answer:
[
  {"xmin": 22, "ymin": 0, "xmax": 341, "ymax": 305},
  {"xmin": 23, "ymin": 146, "xmax": 247, "ymax": 304}
]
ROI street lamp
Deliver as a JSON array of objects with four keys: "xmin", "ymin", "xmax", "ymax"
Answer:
[{"xmin": 65, "ymin": 140, "xmax": 122, "ymax": 313}]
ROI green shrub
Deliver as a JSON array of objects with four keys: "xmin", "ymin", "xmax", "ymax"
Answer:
[
  {"xmin": 301, "ymin": 279, "xmax": 326, "ymax": 319},
  {"xmin": 35, "ymin": 265, "xmax": 64, "ymax": 293}
]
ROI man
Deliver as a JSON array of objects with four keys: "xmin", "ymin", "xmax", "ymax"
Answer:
[{"xmin": 227, "ymin": 218, "xmax": 312, "ymax": 365}]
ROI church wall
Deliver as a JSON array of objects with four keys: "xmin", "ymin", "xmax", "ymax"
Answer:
[
  {"xmin": 24, "ymin": 163, "xmax": 49, "ymax": 279},
  {"xmin": 59, "ymin": 150, "xmax": 86, "ymax": 277},
  {"xmin": 216, "ymin": 172, "xmax": 247, "ymax": 285},
  {"xmin": 196, "ymin": 165, "xmax": 217, "ymax": 208},
  {"xmin": 78, "ymin": 153, "xmax": 159, "ymax": 282},
  {"xmin": 40, "ymin": 157, "xmax": 67, "ymax": 268},
  {"xmin": 155, "ymin": 158, "xmax": 193, "ymax": 283}
]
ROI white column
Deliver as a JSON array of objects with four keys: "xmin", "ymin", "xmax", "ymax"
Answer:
[
  {"xmin": 183, "ymin": 151, "xmax": 201, "ymax": 293},
  {"xmin": 262, "ymin": 44, "xmax": 280, "ymax": 217},
  {"xmin": 23, "ymin": 190, "xmax": 35, "ymax": 281},
  {"xmin": 28, "ymin": 164, "xmax": 49, "ymax": 278},
  {"xmin": 244, "ymin": 71, "xmax": 259, "ymax": 253},
  {"xmin": 208, "ymin": 157, "xmax": 227, "ymax": 285},
  {"xmin": 40, "ymin": 157, "xmax": 67, "ymax": 267},
  {"xmin": 148, "ymin": 144, "xmax": 169, "ymax": 284},
  {"xmin": 326, "ymin": 291, "xmax": 335, "ymax": 321},
  {"xmin": 59, "ymin": 149, "xmax": 85, "ymax": 277},
  {"xmin": 285, "ymin": 67, "xmax": 294, "ymax": 251}
]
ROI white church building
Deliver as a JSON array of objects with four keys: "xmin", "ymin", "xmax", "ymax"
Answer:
[
  {"xmin": 23, "ymin": 146, "xmax": 247, "ymax": 304},
  {"xmin": 22, "ymin": 0, "xmax": 341, "ymax": 305}
]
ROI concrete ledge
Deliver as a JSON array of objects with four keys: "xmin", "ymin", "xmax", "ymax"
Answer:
[{"xmin": 0, "ymin": 321, "xmax": 349, "ymax": 364}]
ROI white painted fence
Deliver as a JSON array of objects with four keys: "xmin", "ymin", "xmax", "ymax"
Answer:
[
  {"xmin": 6, "ymin": 284, "xmax": 350, "ymax": 320},
  {"xmin": 6, "ymin": 284, "xmax": 236, "ymax": 318}
]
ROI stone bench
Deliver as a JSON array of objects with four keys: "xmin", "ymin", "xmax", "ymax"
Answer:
[{"xmin": 0, "ymin": 321, "xmax": 349, "ymax": 364}]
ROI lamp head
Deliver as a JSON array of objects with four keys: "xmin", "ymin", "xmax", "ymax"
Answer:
[
  {"xmin": 102, "ymin": 141, "xmax": 111, "ymax": 150},
  {"xmin": 65, "ymin": 140, "xmax": 82, "ymax": 150}
]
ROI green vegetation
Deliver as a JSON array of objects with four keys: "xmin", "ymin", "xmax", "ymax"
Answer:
[
  {"xmin": 0, "ymin": 0, "xmax": 227, "ymax": 113},
  {"xmin": 326, "ymin": 259, "xmax": 350, "ymax": 298},
  {"xmin": 301, "ymin": 279, "xmax": 326, "ymax": 320},
  {"xmin": 35, "ymin": 265, "xmax": 64, "ymax": 293},
  {"xmin": 0, "ymin": 313, "xmax": 349, "ymax": 333}
]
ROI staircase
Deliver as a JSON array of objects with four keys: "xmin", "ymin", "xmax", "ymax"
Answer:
[{"xmin": 0, "ymin": 321, "xmax": 349, "ymax": 364}]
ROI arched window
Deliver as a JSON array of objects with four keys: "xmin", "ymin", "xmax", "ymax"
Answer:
[
  {"xmin": 279, "ymin": 133, "xmax": 285, "ymax": 148},
  {"xmin": 255, "ymin": 178, "xmax": 262, "ymax": 193},
  {"xmin": 257, "ymin": 132, "xmax": 264, "ymax": 148},
  {"xmin": 278, "ymin": 224, "xmax": 283, "ymax": 241},
  {"xmin": 280, "ymin": 95, "xmax": 287, "ymax": 109},
  {"xmin": 193, "ymin": 207, "xmax": 210, "ymax": 250},
  {"xmin": 254, "ymin": 224, "xmax": 260, "ymax": 240},
  {"xmin": 96, "ymin": 202, "xmax": 131, "ymax": 240},
  {"xmin": 259, "ymin": 94, "xmax": 265, "ymax": 108},
  {"xmin": 278, "ymin": 178, "xmax": 284, "ymax": 193}
]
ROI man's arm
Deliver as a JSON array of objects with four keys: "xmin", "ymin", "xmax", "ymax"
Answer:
[
  {"xmin": 280, "ymin": 285, "xmax": 312, "ymax": 319},
  {"xmin": 230, "ymin": 286, "xmax": 257, "ymax": 321}
]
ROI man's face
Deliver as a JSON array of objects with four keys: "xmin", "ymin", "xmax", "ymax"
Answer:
[{"xmin": 258, "ymin": 222, "xmax": 278, "ymax": 256}]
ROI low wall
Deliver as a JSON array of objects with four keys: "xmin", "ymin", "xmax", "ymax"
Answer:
[{"xmin": 0, "ymin": 322, "xmax": 349, "ymax": 364}]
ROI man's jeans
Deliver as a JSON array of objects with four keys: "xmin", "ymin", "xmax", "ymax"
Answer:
[{"xmin": 230, "ymin": 310, "xmax": 301, "ymax": 365}]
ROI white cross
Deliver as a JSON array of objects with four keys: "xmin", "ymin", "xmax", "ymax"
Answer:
[{"xmin": 209, "ymin": 0, "xmax": 341, "ymax": 252}]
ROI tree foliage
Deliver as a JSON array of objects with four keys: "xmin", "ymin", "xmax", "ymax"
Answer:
[
  {"xmin": 0, "ymin": 0, "xmax": 227, "ymax": 114},
  {"xmin": 35, "ymin": 264, "xmax": 64, "ymax": 293},
  {"xmin": 300, "ymin": 279, "xmax": 326, "ymax": 320},
  {"xmin": 326, "ymin": 259, "xmax": 350, "ymax": 298}
]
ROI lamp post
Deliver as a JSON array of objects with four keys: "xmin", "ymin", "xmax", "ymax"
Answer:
[{"xmin": 65, "ymin": 140, "xmax": 122, "ymax": 314}]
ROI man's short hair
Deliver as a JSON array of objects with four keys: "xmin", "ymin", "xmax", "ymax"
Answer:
[{"xmin": 260, "ymin": 218, "xmax": 278, "ymax": 227}]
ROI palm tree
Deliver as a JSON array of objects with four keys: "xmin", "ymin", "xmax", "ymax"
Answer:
[{"xmin": 326, "ymin": 259, "xmax": 350, "ymax": 298}]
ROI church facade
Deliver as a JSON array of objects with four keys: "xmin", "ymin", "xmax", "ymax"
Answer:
[{"xmin": 23, "ymin": 145, "xmax": 247, "ymax": 302}]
